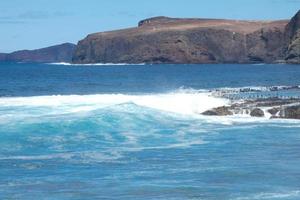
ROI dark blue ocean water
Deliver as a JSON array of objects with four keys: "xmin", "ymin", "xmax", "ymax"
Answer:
[
  {"xmin": 1, "ymin": 62, "xmax": 300, "ymax": 96},
  {"xmin": 0, "ymin": 62, "xmax": 300, "ymax": 200}
]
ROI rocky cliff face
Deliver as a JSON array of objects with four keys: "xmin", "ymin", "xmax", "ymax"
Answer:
[
  {"xmin": 0, "ymin": 43, "xmax": 76, "ymax": 63},
  {"xmin": 285, "ymin": 11, "xmax": 300, "ymax": 63},
  {"xmin": 73, "ymin": 11, "xmax": 300, "ymax": 64}
]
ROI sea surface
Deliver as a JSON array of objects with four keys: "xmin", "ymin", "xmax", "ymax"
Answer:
[{"xmin": 0, "ymin": 62, "xmax": 300, "ymax": 200}]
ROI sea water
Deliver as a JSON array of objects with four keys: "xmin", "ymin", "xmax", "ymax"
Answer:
[{"xmin": 0, "ymin": 62, "xmax": 300, "ymax": 200}]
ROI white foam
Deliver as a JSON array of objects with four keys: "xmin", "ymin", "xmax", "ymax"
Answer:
[
  {"xmin": 196, "ymin": 114, "xmax": 300, "ymax": 125},
  {"xmin": 49, "ymin": 62, "xmax": 145, "ymax": 66},
  {"xmin": 0, "ymin": 151, "xmax": 123, "ymax": 163},
  {"xmin": 0, "ymin": 91, "xmax": 229, "ymax": 115},
  {"xmin": 234, "ymin": 190, "xmax": 300, "ymax": 200},
  {"xmin": 1, "ymin": 90, "xmax": 299, "ymax": 125}
]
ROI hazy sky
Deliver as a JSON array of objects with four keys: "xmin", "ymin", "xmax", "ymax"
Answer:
[{"xmin": 0, "ymin": 0, "xmax": 299, "ymax": 52}]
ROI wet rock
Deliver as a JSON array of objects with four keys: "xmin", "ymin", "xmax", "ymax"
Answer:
[
  {"xmin": 202, "ymin": 97, "xmax": 300, "ymax": 120},
  {"xmin": 253, "ymin": 98, "xmax": 299, "ymax": 107},
  {"xmin": 280, "ymin": 105, "xmax": 300, "ymax": 119},
  {"xmin": 268, "ymin": 107, "xmax": 280, "ymax": 115},
  {"xmin": 202, "ymin": 106, "xmax": 233, "ymax": 116},
  {"xmin": 250, "ymin": 108, "xmax": 265, "ymax": 117},
  {"xmin": 202, "ymin": 110, "xmax": 219, "ymax": 116}
]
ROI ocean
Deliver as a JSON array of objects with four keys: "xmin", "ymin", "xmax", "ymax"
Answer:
[{"xmin": 0, "ymin": 62, "xmax": 300, "ymax": 200}]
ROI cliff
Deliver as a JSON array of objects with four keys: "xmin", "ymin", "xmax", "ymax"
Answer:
[
  {"xmin": 73, "ymin": 10, "xmax": 300, "ymax": 64},
  {"xmin": 285, "ymin": 11, "xmax": 300, "ymax": 63},
  {"xmin": 0, "ymin": 43, "xmax": 76, "ymax": 63}
]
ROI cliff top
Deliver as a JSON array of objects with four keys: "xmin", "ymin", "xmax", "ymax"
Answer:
[{"xmin": 87, "ymin": 16, "xmax": 289, "ymax": 39}]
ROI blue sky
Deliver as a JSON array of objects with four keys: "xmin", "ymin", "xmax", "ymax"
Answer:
[{"xmin": 0, "ymin": 0, "xmax": 299, "ymax": 52}]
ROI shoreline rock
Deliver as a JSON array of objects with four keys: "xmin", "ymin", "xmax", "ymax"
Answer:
[
  {"xmin": 202, "ymin": 98, "xmax": 300, "ymax": 120},
  {"xmin": 202, "ymin": 106, "xmax": 233, "ymax": 116},
  {"xmin": 250, "ymin": 108, "xmax": 265, "ymax": 117},
  {"xmin": 279, "ymin": 105, "xmax": 300, "ymax": 119}
]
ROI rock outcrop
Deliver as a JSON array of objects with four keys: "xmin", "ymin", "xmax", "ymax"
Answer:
[
  {"xmin": 285, "ymin": 11, "xmax": 300, "ymax": 63},
  {"xmin": 202, "ymin": 98, "xmax": 300, "ymax": 120},
  {"xmin": 279, "ymin": 105, "xmax": 300, "ymax": 119},
  {"xmin": 73, "ymin": 10, "xmax": 300, "ymax": 64},
  {"xmin": 201, "ymin": 106, "xmax": 234, "ymax": 116},
  {"xmin": 267, "ymin": 107, "xmax": 280, "ymax": 115},
  {"xmin": 0, "ymin": 43, "xmax": 76, "ymax": 63},
  {"xmin": 202, "ymin": 106, "xmax": 233, "ymax": 116},
  {"xmin": 250, "ymin": 108, "xmax": 265, "ymax": 117}
]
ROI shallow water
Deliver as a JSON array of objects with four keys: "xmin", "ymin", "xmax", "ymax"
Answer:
[{"xmin": 0, "ymin": 62, "xmax": 300, "ymax": 200}]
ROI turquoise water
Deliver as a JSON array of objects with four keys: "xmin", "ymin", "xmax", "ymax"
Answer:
[{"xmin": 0, "ymin": 62, "xmax": 300, "ymax": 199}]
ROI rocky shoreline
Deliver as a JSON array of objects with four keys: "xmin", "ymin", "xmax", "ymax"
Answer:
[{"xmin": 202, "ymin": 97, "xmax": 300, "ymax": 119}]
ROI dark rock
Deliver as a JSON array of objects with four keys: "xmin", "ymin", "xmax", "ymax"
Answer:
[
  {"xmin": 250, "ymin": 108, "xmax": 265, "ymax": 117},
  {"xmin": 285, "ymin": 10, "xmax": 300, "ymax": 63},
  {"xmin": 1, "ymin": 43, "xmax": 76, "ymax": 63},
  {"xmin": 247, "ymin": 27, "xmax": 287, "ymax": 63},
  {"xmin": 285, "ymin": 10, "xmax": 300, "ymax": 40},
  {"xmin": 202, "ymin": 110, "xmax": 219, "ymax": 116},
  {"xmin": 280, "ymin": 105, "xmax": 300, "ymax": 119},
  {"xmin": 201, "ymin": 97, "xmax": 300, "ymax": 120},
  {"xmin": 268, "ymin": 107, "xmax": 280, "ymax": 115},
  {"xmin": 270, "ymin": 116, "xmax": 280, "ymax": 119},
  {"xmin": 286, "ymin": 35, "xmax": 300, "ymax": 63},
  {"xmin": 202, "ymin": 106, "xmax": 233, "ymax": 116},
  {"xmin": 254, "ymin": 98, "xmax": 299, "ymax": 107}
]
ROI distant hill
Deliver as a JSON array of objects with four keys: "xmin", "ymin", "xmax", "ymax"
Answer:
[
  {"xmin": 73, "ymin": 10, "xmax": 300, "ymax": 64},
  {"xmin": 0, "ymin": 53, "xmax": 6, "ymax": 61},
  {"xmin": 0, "ymin": 43, "xmax": 76, "ymax": 63}
]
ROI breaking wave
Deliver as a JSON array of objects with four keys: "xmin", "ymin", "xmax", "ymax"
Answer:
[{"xmin": 0, "ymin": 89, "xmax": 229, "ymax": 116}]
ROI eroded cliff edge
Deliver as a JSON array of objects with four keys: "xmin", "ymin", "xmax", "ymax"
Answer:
[{"xmin": 73, "ymin": 11, "xmax": 300, "ymax": 64}]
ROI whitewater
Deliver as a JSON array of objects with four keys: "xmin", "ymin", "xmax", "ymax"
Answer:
[{"xmin": 0, "ymin": 90, "xmax": 228, "ymax": 114}]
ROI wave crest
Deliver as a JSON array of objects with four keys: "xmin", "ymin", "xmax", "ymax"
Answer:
[{"xmin": 0, "ymin": 90, "xmax": 229, "ymax": 115}]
